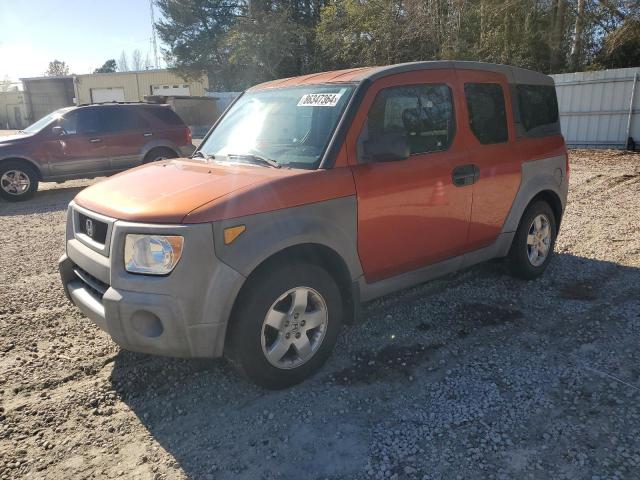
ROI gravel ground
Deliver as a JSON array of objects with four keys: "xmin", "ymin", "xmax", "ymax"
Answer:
[{"xmin": 1, "ymin": 150, "xmax": 639, "ymax": 480}]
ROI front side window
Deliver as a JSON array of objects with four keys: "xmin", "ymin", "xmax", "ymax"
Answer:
[
  {"xmin": 359, "ymin": 84, "xmax": 455, "ymax": 160},
  {"xmin": 22, "ymin": 108, "xmax": 73, "ymax": 134},
  {"xmin": 198, "ymin": 85, "xmax": 354, "ymax": 169},
  {"xmin": 464, "ymin": 83, "xmax": 508, "ymax": 144},
  {"xmin": 60, "ymin": 111, "xmax": 78, "ymax": 135},
  {"xmin": 76, "ymin": 109, "xmax": 103, "ymax": 135},
  {"xmin": 517, "ymin": 84, "xmax": 559, "ymax": 135}
]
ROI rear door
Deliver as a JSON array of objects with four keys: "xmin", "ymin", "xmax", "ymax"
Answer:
[
  {"xmin": 48, "ymin": 108, "xmax": 111, "ymax": 176},
  {"xmin": 100, "ymin": 107, "xmax": 151, "ymax": 170},
  {"xmin": 347, "ymin": 70, "xmax": 473, "ymax": 282},
  {"xmin": 455, "ymin": 70, "xmax": 521, "ymax": 250}
]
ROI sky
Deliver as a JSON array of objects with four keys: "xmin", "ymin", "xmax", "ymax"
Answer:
[{"xmin": 0, "ymin": 0, "xmax": 166, "ymax": 83}]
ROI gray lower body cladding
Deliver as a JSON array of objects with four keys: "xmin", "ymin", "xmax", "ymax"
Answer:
[{"xmin": 60, "ymin": 205, "xmax": 245, "ymax": 358}]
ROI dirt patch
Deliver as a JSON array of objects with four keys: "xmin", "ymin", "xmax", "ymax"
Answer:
[
  {"xmin": 330, "ymin": 343, "xmax": 443, "ymax": 385},
  {"xmin": 560, "ymin": 280, "xmax": 599, "ymax": 301},
  {"xmin": 456, "ymin": 302, "xmax": 524, "ymax": 326}
]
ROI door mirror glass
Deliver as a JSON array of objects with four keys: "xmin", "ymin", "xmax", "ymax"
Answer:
[
  {"xmin": 362, "ymin": 133, "xmax": 410, "ymax": 163},
  {"xmin": 51, "ymin": 125, "xmax": 64, "ymax": 137}
]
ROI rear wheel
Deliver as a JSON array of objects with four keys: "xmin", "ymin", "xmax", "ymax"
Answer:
[
  {"xmin": 143, "ymin": 147, "xmax": 178, "ymax": 164},
  {"xmin": 507, "ymin": 200, "xmax": 557, "ymax": 280},
  {"xmin": 227, "ymin": 263, "xmax": 343, "ymax": 389},
  {"xmin": 0, "ymin": 161, "xmax": 39, "ymax": 202}
]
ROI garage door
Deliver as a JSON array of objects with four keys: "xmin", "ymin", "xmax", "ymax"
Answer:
[
  {"xmin": 91, "ymin": 87, "xmax": 126, "ymax": 103},
  {"xmin": 151, "ymin": 84, "xmax": 191, "ymax": 96}
]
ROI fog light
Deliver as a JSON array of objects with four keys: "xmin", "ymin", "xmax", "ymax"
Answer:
[{"xmin": 130, "ymin": 310, "xmax": 164, "ymax": 338}]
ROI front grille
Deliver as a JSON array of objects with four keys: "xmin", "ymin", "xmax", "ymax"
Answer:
[
  {"xmin": 73, "ymin": 266, "xmax": 109, "ymax": 300},
  {"xmin": 77, "ymin": 213, "xmax": 108, "ymax": 244}
]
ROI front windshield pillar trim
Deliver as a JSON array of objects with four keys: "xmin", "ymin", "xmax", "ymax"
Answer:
[{"xmin": 318, "ymin": 79, "xmax": 371, "ymax": 170}]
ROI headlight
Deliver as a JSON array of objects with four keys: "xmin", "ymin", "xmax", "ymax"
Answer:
[{"xmin": 124, "ymin": 234, "xmax": 184, "ymax": 275}]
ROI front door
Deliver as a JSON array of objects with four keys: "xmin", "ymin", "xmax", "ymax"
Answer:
[
  {"xmin": 48, "ymin": 108, "xmax": 111, "ymax": 176},
  {"xmin": 347, "ymin": 70, "xmax": 473, "ymax": 282}
]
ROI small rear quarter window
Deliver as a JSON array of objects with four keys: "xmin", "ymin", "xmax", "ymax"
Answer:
[{"xmin": 516, "ymin": 84, "xmax": 559, "ymax": 136}]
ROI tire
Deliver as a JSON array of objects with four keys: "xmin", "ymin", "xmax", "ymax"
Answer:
[
  {"xmin": 143, "ymin": 147, "xmax": 178, "ymax": 164},
  {"xmin": 0, "ymin": 161, "xmax": 39, "ymax": 202},
  {"xmin": 227, "ymin": 263, "xmax": 343, "ymax": 389},
  {"xmin": 507, "ymin": 200, "xmax": 557, "ymax": 280}
]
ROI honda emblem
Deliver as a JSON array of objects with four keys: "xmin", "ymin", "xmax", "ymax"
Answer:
[{"xmin": 85, "ymin": 218, "xmax": 94, "ymax": 238}]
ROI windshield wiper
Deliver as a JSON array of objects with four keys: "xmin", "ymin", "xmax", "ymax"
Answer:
[
  {"xmin": 192, "ymin": 151, "xmax": 215, "ymax": 161},
  {"xmin": 226, "ymin": 153, "xmax": 281, "ymax": 169}
]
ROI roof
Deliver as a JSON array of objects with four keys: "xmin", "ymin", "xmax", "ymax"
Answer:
[
  {"xmin": 248, "ymin": 61, "xmax": 554, "ymax": 91},
  {"xmin": 20, "ymin": 75, "xmax": 73, "ymax": 82},
  {"xmin": 74, "ymin": 101, "xmax": 171, "ymax": 108}
]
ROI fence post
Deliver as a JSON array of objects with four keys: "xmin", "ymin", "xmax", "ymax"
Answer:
[{"xmin": 625, "ymin": 72, "xmax": 638, "ymax": 150}]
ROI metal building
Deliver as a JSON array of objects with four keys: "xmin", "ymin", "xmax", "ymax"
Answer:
[
  {"xmin": 0, "ymin": 90, "xmax": 29, "ymax": 129},
  {"xmin": 551, "ymin": 67, "xmax": 639, "ymax": 149},
  {"xmin": 21, "ymin": 76, "xmax": 75, "ymax": 125},
  {"xmin": 73, "ymin": 70, "xmax": 209, "ymax": 104}
]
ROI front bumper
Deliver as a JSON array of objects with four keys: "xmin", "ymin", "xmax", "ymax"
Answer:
[{"xmin": 59, "ymin": 204, "xmax": 245, "ymax": 358}]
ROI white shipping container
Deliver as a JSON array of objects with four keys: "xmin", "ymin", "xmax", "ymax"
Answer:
[{"xmin": 551, "ymin": 67, "xmax": 640, "ymax": 149}]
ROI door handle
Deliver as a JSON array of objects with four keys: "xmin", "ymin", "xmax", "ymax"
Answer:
[
  {"xmin": 89, "ymin": 138, "xmax": 102, "ymax": 143},
  {"xmin": 452, "ymin": 164, "xmax": 480, "ymax": 187},
  {"xmin": 143, "ymin": 132, "xmax": 153, "ymax": 137}
]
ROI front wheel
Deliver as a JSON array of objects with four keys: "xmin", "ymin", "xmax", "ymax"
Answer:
[
  {"xmin": 0, "ymin": 162, "xmax": 39, "ymax": 202},
  {"xmin": 507, "ymin": 200, "xmax": 557, "ymax": 280},
  {"xmin": 227, "ymin": 263, "xmax": 343, "ymax": 389}
]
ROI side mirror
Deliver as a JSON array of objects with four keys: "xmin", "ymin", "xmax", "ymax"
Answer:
[
  {"xmin": 51, "ymin": 126, "xmax": 64, "ymax": 137},
  {"xmin": 361, "ymin": 133, "xmax": 410, "ymax": 163}
]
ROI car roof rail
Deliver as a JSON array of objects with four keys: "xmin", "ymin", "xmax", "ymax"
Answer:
[{"xmin": 76, "ymin": 101, "xmax": 169, "ymax": 107}]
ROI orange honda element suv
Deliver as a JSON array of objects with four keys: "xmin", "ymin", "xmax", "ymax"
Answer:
[{"xmin": 59, "ymin": 62, "xmax": 568, "ymax": 388}]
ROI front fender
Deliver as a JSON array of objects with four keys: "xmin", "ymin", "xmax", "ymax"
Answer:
[{"xmin": 211, "ymin": 196, "xmax": 363, "ymax": 281}]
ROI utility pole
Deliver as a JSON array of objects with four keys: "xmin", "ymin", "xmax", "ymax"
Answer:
[{"xmin": 149, "ymin": 0, "xmax": 159, "ymax": 69}]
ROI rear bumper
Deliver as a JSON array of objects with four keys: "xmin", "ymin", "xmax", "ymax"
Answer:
[
  {"xmin": 180, "ymin": 144, "xmax": 196, "ymax": 157},
  {"xmin": 59, "ymin": 208, "xmax": 245, "ymax": 358}
]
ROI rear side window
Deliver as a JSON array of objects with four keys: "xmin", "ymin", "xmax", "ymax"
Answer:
[
  {"xmin": 145, "ymin": 107, "xmax": 184, "ymax": 126},
  {"xmin": 517, "ymin": 84, "xmax": 559, "ymax": 136},
  {"xmin": 100, "ymin": 108, "xmax": 149, "ymax": 133},
  {"xmin": 361, "ymin": 84, "xmax": 455, "ymax": 156},
  {"xmin": 464, "ymin": 83, "xmax": 508, "ymax": 144}
]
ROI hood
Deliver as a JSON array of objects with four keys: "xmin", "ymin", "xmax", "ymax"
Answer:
[
  {"xmin": 74, "ymin": 158, "xmax": 306, "ymax": 223},
  {"xmin": 0, "ymin": 132, "xmax": 35, "ymax": 145}
]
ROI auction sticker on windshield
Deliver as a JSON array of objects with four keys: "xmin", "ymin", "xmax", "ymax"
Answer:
[{"xmin": 297, "ymin": 93, "xmax": 343, "ymax": 107}]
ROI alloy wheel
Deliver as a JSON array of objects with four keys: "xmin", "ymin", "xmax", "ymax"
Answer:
[
  {"xmin": 526, "ymin": 213, "xmax": 551, "ymax": 267},
  {"xmin": 260, "ymin": 287, "xmax": 328, "ymax": 369},
  {"xmin": 1, "ymin": 170, "xmax": 31, "ymax": 196}
]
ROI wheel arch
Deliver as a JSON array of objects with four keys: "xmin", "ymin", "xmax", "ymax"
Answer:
[
  {"xmin": 224, "ymin": 242, "xmax": 357, "ymax": 353},
  {"xmin": 528, "ymin": 189, "xmax": 563, "ymax": 228},
  {"xmin": 0, "ymin": 157, "xmax": 43, "ymax": 180},
  {"xmin": 141, "ymin": 143, "xmax": 180, "ymax": 162}
]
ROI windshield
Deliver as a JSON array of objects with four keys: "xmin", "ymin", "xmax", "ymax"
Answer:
[
  {"xmin": 22, "ymin": 108, "xmax": 73, "ymax": 134},
  {"xmin": 198, "ymin": 85, "xmax": 355, "ymax": 169}
]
